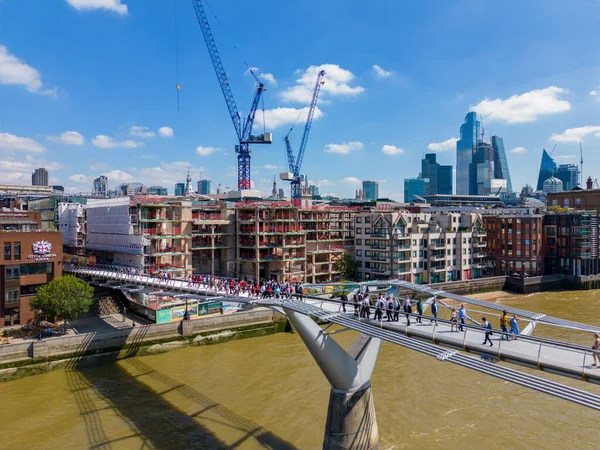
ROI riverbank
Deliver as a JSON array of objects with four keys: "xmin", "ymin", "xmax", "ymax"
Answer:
[{"xmin": 0, "ymin": 308, "xmax": 288, "ymax": 382}]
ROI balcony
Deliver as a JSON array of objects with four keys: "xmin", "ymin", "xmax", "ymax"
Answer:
[
  {"xmin": 472, "ymin": 263, "xmax": 486, "ymax": 269},
  {"xmin": 372, "ymin": 256, "xmax": 390, "ymax": 262},
  {"xmin": 370, "ymin": 244, "xmax": 390, "ymax": 251},
  {"xmin": 371, "ymin": 268, "xmax": 391, "ymax": 276},
  {"xmin": 394, "ymin": 245, "xmax": 411, "ymax": 251},
  {"xmin": 371, "ymin": 232, "xmax": 390, "ymax": 239},
  {"xmin": 431, "ymin": 253, "xmax": 446, "ymax": 261},
  {"xmin": 474, "ymin": 241, "xmax": 487, "ymax": 247},
  {"xmin": 430, "ymin": 264, "xmax": 446, "ymax": 273},
  {"xmin": 473, "ymin": 230, "xmax": 487, "ymax": 237},
  {"xmin": 429, "ymin": 242, "xmax": 445, "ymax": 250},
  {"xmin": 473, "ymin": 252, "xmax": 486, "ymax": 259}
]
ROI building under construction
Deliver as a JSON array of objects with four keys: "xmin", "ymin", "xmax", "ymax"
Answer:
[{"xmin": 236, "ymin": 203, "xmax": 354, "ymax": 283}]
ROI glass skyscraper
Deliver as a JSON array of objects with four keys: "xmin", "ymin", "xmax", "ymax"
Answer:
[
  {"xmin": 404, "ymin": 178, "xmax": 426, "ymax": 203},
  {"xmin": 491, "ymin": 136, "xmax": 513, "ymax": 193},
  {"xmin": 362, "ymin": 180, "xmax": 379, "ymax": 201},
  {"xmin": 536, "ymin": 149, "xmax": 557, "ymax": 191},
  {"xmin": 554, "ymin": 164, "xmax": 579, "ymax": 191},
  {"xmin": 456, "ymin": 112, "xmax": 480, "ymax": 195},
  {"xmin": 421, "ymin": 153, "xmax": 452, "ymax": 195},
  {"xmin": 174, "ymin": 183, "xmax": 185, "ymax": 196}
]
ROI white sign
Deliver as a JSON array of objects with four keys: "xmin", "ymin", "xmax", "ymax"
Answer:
[{"xmin": 27, "ymin": 240, "xmax": 57, "ymax": 262}]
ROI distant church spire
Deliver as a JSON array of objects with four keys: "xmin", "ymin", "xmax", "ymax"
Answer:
[
  {"xmin": 184, "ymin": 167, "xmax": 195, "ymax": 196},
  {"xmin": 272, "ymin": 175, "xmax": 278, "ymax": 198}
]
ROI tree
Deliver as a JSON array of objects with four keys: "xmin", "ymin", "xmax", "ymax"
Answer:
[
  {"xmin": 335, "ymin": 254, "xmax": 359, "ymax": 280},
  {"xmin": 30, "ymin": 275, "xmax": 94, "ymax": 332}
]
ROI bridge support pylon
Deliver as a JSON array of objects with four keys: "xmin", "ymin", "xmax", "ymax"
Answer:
[{"xmin": 282, "ymin": 307, "xmax": 381, "ymax": 450}]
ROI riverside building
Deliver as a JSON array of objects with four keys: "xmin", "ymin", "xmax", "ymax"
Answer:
[{"xmin": 354, "ymin": 209, "xmax": 486, "ymax": 283}]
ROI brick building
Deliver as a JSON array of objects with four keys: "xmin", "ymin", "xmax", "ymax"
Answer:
[
  {"xmin": 483, "ymin": 213, "xmax": 543, "ymax": 276},
  {"xmin": 1, "ymin": 231, "xmax": 63, "ymax": 326}
]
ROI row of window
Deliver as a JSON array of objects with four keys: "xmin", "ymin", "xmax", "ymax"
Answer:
[
  {"xmin": 3, "ymin": 242, "xmax": 21, "ymax": 261},
  {"xmin": 361, "ymin": 259, "xmax": 478, "ymax": 271},
  {"xmin": 5, "ymin": 288, "xmax": 20, "ymax": 305},
  {"xmin": 5, "ymin": 263, "xmax": 54, "ymax": 280}
]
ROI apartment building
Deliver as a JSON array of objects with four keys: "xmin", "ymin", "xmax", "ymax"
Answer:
[
  {"xmin": 191, "ymin": 202, "xmax": 235, "ymax": 276},
  {"xmin": 543, "ymin": 212, "xmax": 600, "ymax": 276},
  {"xmin": 483, "ymin": 212, "xmax": 543, "ymax": 276},
  {"xmin": 236, "ymin": 204, "xmax": 355, "ymax": 283},
  {"xmin": 85, "ymin": 197, "xmax": 192, "ymax": 277},
  {"xmin": 354, "ymin": 209, "xmax": 486, "ymax": 283}
]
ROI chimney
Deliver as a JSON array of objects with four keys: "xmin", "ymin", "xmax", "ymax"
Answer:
[{"xmin": 586, "ymin": 176, "xmax": 593, "ymax": 190}]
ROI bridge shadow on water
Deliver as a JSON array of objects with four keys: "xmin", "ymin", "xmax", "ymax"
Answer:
[{"xmin": 65, "ymin": 325, "xmax": 297, "ymax": 449}]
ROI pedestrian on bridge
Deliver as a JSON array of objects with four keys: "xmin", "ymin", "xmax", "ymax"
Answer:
[
  {"xmin": 500, "ymin": 311, "xmax": 510, "ymax": 340},
  {"xmin": 430, "ymin": 298, "xmax": 438, "ymax": 325},
  {"xmin": 340, "ymin": 292, "xmax": 348, "ymax": 313},
  {"xmin": 592, "ymin": 333, "xmax": 600, "ymax": 367},
  {"xmin": 416, "ymin": 299, "xmax": 423, "ymax": 323},
  {"xmin": 458, "ymin": 304, "xmax": 466, "ymax": 331},
  {"xmin": 509, "ymin": 315, "xmax": 520, "ymax": 340},
  {"xmin": 353, "ymin": 294, "xmax": 360, "ymax": 316},
  {"xmin": 482, "ymin": 317, "xmax": 493, "ymax": 347},
  {"xmin": 386, "ymin": 297, "xmax": 394, "ymax": 322},
  {"xmin": 450, "ymin": 308, "xmax": 458, "ymax": 332},
  {"xmin": 403, "ymin": 297, "xmax": 412, "ymax": 326},
  {"xmin": 393, "ymin": 298, "xmax": 400, "ymax": 322},
  {"xmin": 374, "ymin": 296, "xmax": 383, "ymax": 321}
]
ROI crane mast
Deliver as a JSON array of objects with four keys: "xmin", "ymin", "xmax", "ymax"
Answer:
[
  {"xmin": 191, "ymin": 0, "xmax": 271, "ymax": 190},
  {"xmin": 283, "ymin": 70, "xmax": 326, "ymax": 203}
]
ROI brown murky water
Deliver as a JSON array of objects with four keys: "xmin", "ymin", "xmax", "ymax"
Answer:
[{"xmin": 0, "ymin": 290, "xmax": 599, "ymax": 449}]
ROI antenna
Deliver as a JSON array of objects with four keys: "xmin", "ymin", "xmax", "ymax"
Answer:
[{"xmin": 580, "ymin": 142, "xmax": 584, "ymax": 187}]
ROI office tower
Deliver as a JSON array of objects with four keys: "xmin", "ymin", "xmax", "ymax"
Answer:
[
  {"xmin": 554, "ymin": 164, "xmax": 579, "ymax": 191},
  {"xmin": 197, "ymin": 179, "xmax": 211, "ymax": 195},
  {"xmin": 148, "ymin": 186, "xmax": 168, "ymax": 195},
  {"xmin": 362, "ymin": 180, "xmax": 379, "ymax": 201},
  {"xmin": 421, "ymin": 153, "xmax": 452, "ymax": 195},
  {"xmin": 404, "ymin": 178, "xmax": 426, "ymax": 203},
  {"xmin": 536, "ymin": 149, "xmax": 557, "ymax": 191},
  {"xmin": 311, "ymin": 185, "xmax": 319, "ymax": 197},
  {"xmin": 93, "ymin": 176, "xmax": 108, "ymax": 196},
  {"xmin": 456, "ymin": 112, "xmax": 480, "ymax": 195},
  {"xmin": 174, "ymin": 183, "xmax": 185, "ymax": 196},
  {"xmin": 491, "ymin": 136, "xmax": 513, "ymax": 193},
  {"xmin": 32, "ymin": 168, "xmax": 49, "ymax": 186}
]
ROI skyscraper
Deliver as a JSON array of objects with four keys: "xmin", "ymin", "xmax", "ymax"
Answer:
[
  {"xmin": 174, "ymin": 183, "xmax": 185, "ymax": 196},
  {"xmin": 536, "ymin": 149, "xmax": 557, "ymax": 191},
  {"xmin": 491, "ymin": 136, "xmax": 513, "ymax": 193},
  {"xmin": 198, "ymin": 179, "xmax": 211, "ymax": 195},
  {"xmin": 93, "ymin": 175, "xmax": 108, "ymax": 196},
  {"xmin": 456, "ymin": 112, "xmax": 480, "ymax": 195},
  {"xmin": 148, "ymin": 186, "xmax": 168, "ymax": 195},
  {"xmin": 554, "ymin": 164, "xmax": 579, "ymax": 191},
  {"xmin": 404, "ymin": 178, "xmax": 426, "ymax": 203},
  {"xmin": 32, "ymin": 168, "xmax": 49, "ymax": 186},
  {"xmin": 421, "ymin": 153, "xmax": 452, "ymax": 195},
  {"xmin": 362, "ymin": 180, "xmax": 379, "ymax": 201}
]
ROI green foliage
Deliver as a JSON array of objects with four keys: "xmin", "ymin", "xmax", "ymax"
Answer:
[
  {"xmin": 335, "ymin": 255, "xmax": 358, "ymax": 280},
  {"xmin": 30, "ymin": 275, "xmax": 94, "ymax": 324}
]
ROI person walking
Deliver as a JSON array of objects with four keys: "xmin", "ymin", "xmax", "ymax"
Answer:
[
  {"xmin": 509, "ymin": 315, "xmax": 520, "ymax": 340},
  {"xmin": 458, "ymin": 304, "xmax": 467, "ymax": 331},
  {"xmin": 386, "ymin": 297, "xmax": 394, "ymax": 322},
  {"xmin": 403, "ymin": 297, "xmax": 412, "ymax": 326},
  {"xmin": 482, "ymin": 317, "xmax": 493, "ymax": 346},
  {"xmin": 374, "ymin": 297, "xmax": 383, "ymax": 322},
  {"xmin": 592, "ymin": 333, "xmax": 600, "ymax": 367},
  {"xmin": 416, "ymin": 299, "xmax": 424, "ymax": 323},
  {"xmin": 392, "ymin": 297, "xmax": 400, "ymax": 322},
  {"xmin": 353, "ymin": 293, "xmax": 360, "ymax": 316},
  {"xmin": 430, "ymin": 298, "xmax": 438, "ymax": 325},
  {"xmin": 340, "ymin": 292, "xmax": 348, "ymax": 313},
  {"xmin": 450, "ymin": 308, "xmax": 458, "ymax": 332},
  {"xmin": 500, "ymin": 310, "xmax": 510, "ymax": 341}
]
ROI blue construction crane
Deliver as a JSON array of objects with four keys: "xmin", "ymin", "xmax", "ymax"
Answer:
[
  {"xmin": 191, "ymin": 0, "xmax": 271, "ymax": 190},
  {"xmin": 282, "ymin": 70, "xmax": 326, "ymax": 203}
]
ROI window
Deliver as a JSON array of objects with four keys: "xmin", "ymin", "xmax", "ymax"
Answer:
[
  {"xmin": 365, "ymin": 251, "xmax": 371, "ymax": 257},
  {"xmin": 365, "ymin": 217, "xmax": 371, "ymax": 224},
  {"xmin": 575, "ymin": 198, "xmax": 582, "ymax": 205},
  {"xmin": 365, "ymin": 239, "xmax": 371, "ymax": 245},
  {"xmin": 356, "ymin": 239, "xmax": 362, "ymax": 245},
  {"xmin": 463, "ymin": 238, "xmax": 466, "ymax": 244},
  {"xmin": 5, "ymin": 288, "xmax": 20, "ymax": 305},
  {"xmin": 19, "ymin": 262, "xmax": 53, "ymax": 276},
  {"xmin": 356, "ymin": 228, "xmax": 362, "ymax": 235},
  {"xmin": 4, "ymin": 242, "xmax": 11, "ymax": 261},
  {"xmin": 356, "ymin": 217, "xmax": 362, "ymax": 223},
  {"xmin": 412, "ymin": 251, "xmax": 417, "ymax": 257},
  {"xmin": 14, "ymin": 242, "xmax": 20, "ymax": 261},
  {"xmin": 563, "ymin": 199, "xmax": 570, "ymax": 208},
  {"xmin": 463, "ymin": 249, "xmax": 466, "ymax": 255},
  {"xmin": 356, "ymin": 250, "xmax": 362, "ymax": 257},
  {"xmin": 412, "ymin": 239, "xmax": 417, "ymax": 245},
  {"xmin": 20, "ymin": 284, "xmax": 43, "ymax": 296},
  {"xmin": 5, "ymin": 266, "xmax": 19, "ymax": 280},
  {"xmin": 552, "ymin": 199, "xmax": 558, "ymax": 206}
]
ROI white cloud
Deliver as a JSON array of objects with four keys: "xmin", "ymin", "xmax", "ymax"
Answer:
[
  {"xmin": 158, "ymin": 126, "xmax": 174, "ymax": 138},
  {"xmin": 260, "ymin": 164, "xmax": 278, "ymax": 169},
  {"xmin": 0, "ymin": 45, "xmax": 44, "ymax": 93},
  {"xmin": 196, "ymin": 145, "xmax": 224, "ymax": 156},
  {"xmin": 471, "ymin": 86, "xmax": 571, "ymax": 124},
  {"xmin": 324, "ymin": 141, "xmax": 363, "ymax": 155},
  {"xmin": 281, "ymin": 64, "xmax": 364, "ymax": 103},
  {"xmin": 0, "ymin": 156, "xmax": 61, "ymax": 185},
  {"xmin": 92, "ymin": 135, "xmax": 145, "ymax": 149},
  {"xmin": 510, "ymin": 146, "xmax": 527, "ymax": 154},
  {"xmin": 47, "ymin": 131, "xmax": 84, "ymax": 146},
  {"xmin": 555, "ymin": 155, "xmax": 577, "ymax": 160},
  {"xmin": 258, "ymin": 73, "xmax": 277, "ymax": 86},
  {"xmin": 590, "ymin": 90, "xmax": 599, "ymax": 97},
  {"xmin": 102, "ymin": 169, "xmax": 134, "ymax": 183},
  {"xmin": 382, "ymin": 144, "xmax": 404, "ymax": 155},
  {"xmin": 89, "ymin": 162, "xmax": 109, "ymax": 171},
  {"xmin": 69, "ymin": 174, "xmax": 91, "ymax": 183},
  {"xmin": 341, "ymin": 177, "xmax": 361, "ymax": 185},
  {"xmin": 66, "ymin": 0, "xmax": 128, "ymax": 15},
  {"xmin": 129, "ymin": 126, "xmax": 155, "ymax": 138},
  {"xmin": 259, "ymin": 106, "xmax": 323, "ymax": 129},
  {"xmin": 0, "ymin": 132, "xmax": 45, "ymax": 153},
  {"xmin": 550, "ymin": 126, "xmax": 600, "ymax": 143},
  {"xmin": 372, "ymin": 64, "xmax": 392, "ymax": 78},
  {"xmin": 427, "ymin": 137, "xmax": 458, "ymax": 152}
]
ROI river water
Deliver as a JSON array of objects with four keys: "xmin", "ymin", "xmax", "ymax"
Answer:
[{"xmin": 1, "ymin": 290, "xmax": 599, "ymax": 449}]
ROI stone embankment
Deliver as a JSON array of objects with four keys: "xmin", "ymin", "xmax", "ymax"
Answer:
[{"xmin": 0, "ymin": 308, "xmax": 288, "ymax": 381}]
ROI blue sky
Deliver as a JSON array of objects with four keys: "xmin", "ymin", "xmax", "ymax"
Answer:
[{"xmin": 0, "ymin": 0, "xmax": 599, "ymax": 200}]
